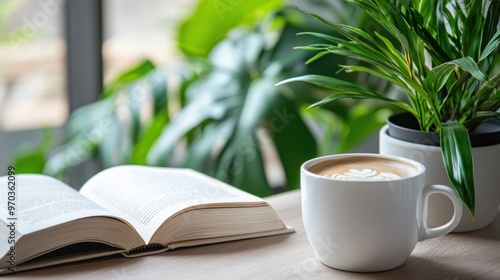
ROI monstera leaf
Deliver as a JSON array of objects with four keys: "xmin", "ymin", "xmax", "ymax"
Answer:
[
  {"xmin": 43, "ymin": 61, "xmax": 198, "ymax": 178},
  {"xmin": 178, "ymin": 0, "xmax": 284, "ymax": 57},
  {"xmin": 148, "ymin": 31, "xmax": 317, "ymax": 195}
]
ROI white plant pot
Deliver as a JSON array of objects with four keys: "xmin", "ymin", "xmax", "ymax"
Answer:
[{"xmin": 379, "ymin": 124, "xmax": 500, "ymax": 232}]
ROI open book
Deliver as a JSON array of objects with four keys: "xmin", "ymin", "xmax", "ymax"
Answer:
[{"xmin": 0, "ymin": 165, "xmax": 293, "ymax": 274}]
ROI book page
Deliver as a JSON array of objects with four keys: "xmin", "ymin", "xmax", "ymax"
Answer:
[
  {"xmin": 79, "ymin": 165, "xmax": 265, "ymax": 243},
  {"xmin": 0, "ymin": 175, "xmax": 116, "ymax": 235}
]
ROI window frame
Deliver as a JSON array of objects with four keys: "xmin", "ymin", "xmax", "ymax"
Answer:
[
  {"xmin": 0, "ymin": 0, "xmax": 104, "ymax": 179},
  {"xmin": 64, "ymin": 0, "xmax": 103, "ymax": 111}
]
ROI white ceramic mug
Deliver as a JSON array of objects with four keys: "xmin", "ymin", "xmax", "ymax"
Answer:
[{"xmin": 301, "ymin": 153, "xmax": 463, "ymax": 272}]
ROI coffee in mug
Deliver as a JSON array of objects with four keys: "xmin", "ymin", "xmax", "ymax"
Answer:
[
  {"xmin": 301, "ymin": 153, "xmax": 462, "ymax": 272},
  {"xmin": 308, "ymin": 156, "xmax": 419, "ymax": 180}
]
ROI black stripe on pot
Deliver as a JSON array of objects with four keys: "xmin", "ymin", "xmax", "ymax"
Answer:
[{"xmin": 386, "ymin": 112, "xmax": 500, "ymax": 147}]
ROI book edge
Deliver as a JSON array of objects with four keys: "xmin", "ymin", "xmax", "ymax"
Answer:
[
  {"xmin": 167, "ymin": 225, "xmax": 295, "ymax": 250},
  {"xmin": 0, "ymin": 226, "xmax": 294, "ymax": 275},
  {"xmin": 0, "ymin": 248, "xmax": 125, "ymax": 275}
]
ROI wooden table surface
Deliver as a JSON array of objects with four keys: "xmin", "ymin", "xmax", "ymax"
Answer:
[{"xmin": 8, "ymin": 190, "xmax": 500, "ymax": 279}]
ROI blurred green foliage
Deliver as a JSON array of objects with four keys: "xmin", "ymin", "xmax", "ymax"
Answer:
[{"xmin": 10, "ymin": 1, "xmax": 393, "ymax": 196}]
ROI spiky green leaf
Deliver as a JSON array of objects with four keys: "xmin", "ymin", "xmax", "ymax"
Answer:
[{"xmin": 440, "ymin": 121, "xmax": 475, "ymax": 216}]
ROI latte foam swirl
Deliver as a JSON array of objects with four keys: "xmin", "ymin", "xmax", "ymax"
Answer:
[{"xmin": 330, "ymin": 168, "xmax": 401, "ymax": 181}]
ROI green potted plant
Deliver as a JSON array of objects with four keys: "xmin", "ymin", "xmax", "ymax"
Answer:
[{"xmin": 278, "ymin": 0, "xmax": 500, "ymax": 231}]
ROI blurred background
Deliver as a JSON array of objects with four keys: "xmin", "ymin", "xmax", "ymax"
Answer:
[
  {"xmin": 0, "ymin": 0, "xmax": 393, "ymax": 195},
  {"xmin": 1, "ymin": 0, "xmax": 192, "ymax": 131}
]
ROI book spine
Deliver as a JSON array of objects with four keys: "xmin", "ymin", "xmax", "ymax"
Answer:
[{"xmin": 123, "ymin": 244, "xmax": 168, "ymax": 258}]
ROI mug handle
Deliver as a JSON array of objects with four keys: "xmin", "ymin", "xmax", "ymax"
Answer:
[{"xmin": 418, "ymin": 184, "xmax": 463, "ymax": 241}]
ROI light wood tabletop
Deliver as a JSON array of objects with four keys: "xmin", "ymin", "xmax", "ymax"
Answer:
[{"xmin": 8, "ymin": 190, "xmax": 500, "ymax": 279}]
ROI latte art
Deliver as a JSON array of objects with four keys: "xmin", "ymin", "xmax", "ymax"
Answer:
[
  {"xmin": 329, "ymin": 168, "xmax": 401, "ymax": 181},
  {"xmin": 309, "ymin": 156, "xmax": 420, "ymax": 180}
]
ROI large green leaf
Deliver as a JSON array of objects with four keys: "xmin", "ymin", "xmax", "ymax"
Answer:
[
  {"xmin": 230, "ymin": 97, "xmax": 274, "ymax": 196},
  {"xmin": 178, "ymin": 0, "xmax": 283, "ymax": 57},
  {"xmin": 440, "ymin": 121, "xmax": 475, "ymax": 216},
  {"xmin": 131, "ymin": 64, "xmax": 198, "ymax": 165},
  {"xmin": 44, "ymin": 99, "xmax": 115, "ymax": 177},
  {"xmin": 208, "ymin": 31, "xmax": 265, "ymax": 71},
  {"xmin": 65, "ymin": 98, "xmax": 115, "ymax": 138},
  {"xmin": 44, "ymin": 62, "xmax": 166, "ymax": 176},
  {"xmin": 271, "ymin": 97, "xmax": 317, "ymax": 190},
  {"xmin": 44, "ymin": 130, "xmax": 101, "ymax": 177},
  {"xmin": 243, "ymin": 77, "xmax": 316, "ymax": 191},
  {"xmin": 183, "ymin": 119, "xmax": 237, "ymax": 171},
  {"xmin": 98, "ymin": 114, "xmax": 131, "ymax": 168},
  {"xmin": 146, "ymin": 74, "xmax": 235, "ymax": 166}
]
